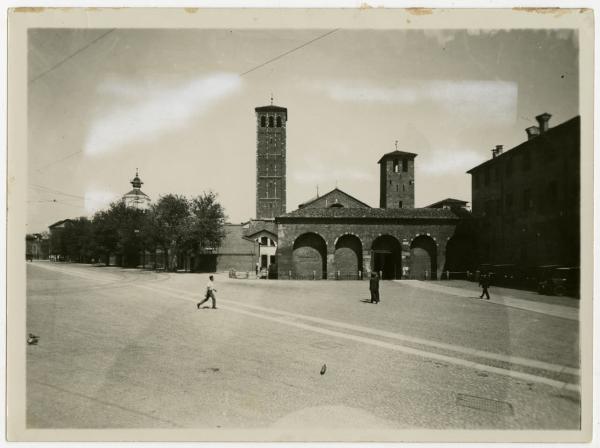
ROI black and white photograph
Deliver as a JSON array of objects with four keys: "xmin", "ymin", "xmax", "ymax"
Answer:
[{"xmin": 6, "ymin": 7, "xmax": 594, "ymax": 443}]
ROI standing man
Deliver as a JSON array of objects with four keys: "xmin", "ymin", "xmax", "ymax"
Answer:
[
  {"xmin": 479, "ymin": 273, "xmax": 491, "ymax": 300},
  {"xmin": 369, "ymin": 272, "xmax": 380, "ymax": 304},
  {"xmin": 197, "ymin": 275, "xmax": 218, "ymax": 309}
]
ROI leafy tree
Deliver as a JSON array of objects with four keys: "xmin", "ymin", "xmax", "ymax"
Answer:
[
  {"xmin": 63, "ymin": 217, "xmax": 93, "ymax": 262},
  {"xmin": 44, "ymin": 191, "xmax": 227, "ymax": 270},
  {"xmin": 148, "ymin": 194, "xmax": 190, "ymax": 271},
  {"xmin": 187, "ymin": 191, "xmax": 227, "ymax": 253},
  {"xmin": 92, "ymin": 202, "xmax": 147, "ymax": 267},
  {"xmin": 91, "ymin": 208, "xmax": 120, "ymax": 265}
]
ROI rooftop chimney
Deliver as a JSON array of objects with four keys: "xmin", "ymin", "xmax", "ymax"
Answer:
[
  {"xmin": 491, "ymin": 144, "xmax": 503, "ymax": 158},
  {"xmin": 535, "ymin": 112, "xmax": 552, "ymax": 133},
  {"xmin": 526, "ymin": 126, "xmax": 540, "ymax": 140}
]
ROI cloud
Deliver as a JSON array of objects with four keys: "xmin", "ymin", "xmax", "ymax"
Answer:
[
  {"xmin": 84, "ymin": 190, "xmax": 118, "ymax": 213},
  {"xmin": 419, "ymin": 148, "xmax": 486, "ymax": 176},
  {"xmin": 315, "ymin": 80, "xmax": 518, "ymax": 125},
  {"xmin": 85, "ymin": 73, "xmax": 242, "ymax": 155}
]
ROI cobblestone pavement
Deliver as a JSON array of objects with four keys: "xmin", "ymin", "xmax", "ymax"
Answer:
[{"xmin": 25, "ymin": 262, "xmax": 581, "ymax": 432}]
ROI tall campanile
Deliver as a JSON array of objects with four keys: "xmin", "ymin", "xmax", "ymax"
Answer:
[{"xmin": 255, "ymin": 103, "xmax": 288, "ymax": 219}]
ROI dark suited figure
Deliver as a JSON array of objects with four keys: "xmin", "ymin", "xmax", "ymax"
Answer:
[
  {"xmin": 370, "ymin": 272, "xmax": 380, "ymax": 304},
  {"xmin": 479, "ymin": 273, "xmax": 491, "ymax": 300}
]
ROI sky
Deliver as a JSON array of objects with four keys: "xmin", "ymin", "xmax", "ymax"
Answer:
[{"xmin": 27, "ymin": 28, "xmax": 579, "ymax": 233}]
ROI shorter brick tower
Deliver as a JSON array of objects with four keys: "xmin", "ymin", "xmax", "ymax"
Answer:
[{"xmin": 378, "ymin": 148, "xmax": 417, "ymax": 209}]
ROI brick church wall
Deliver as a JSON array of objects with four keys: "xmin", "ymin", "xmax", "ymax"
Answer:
[{"xmin": 277, "ymin": 218, "xmax": 458, "ymax": 280}]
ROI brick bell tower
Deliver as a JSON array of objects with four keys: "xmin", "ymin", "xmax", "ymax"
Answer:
[
  {"xmin": 378, "ymin": 144, "xmax": 417, "ymax": 209},
  {"xmin": 255, "ymin": 100, "xmax": 288, "ymax": 219}
]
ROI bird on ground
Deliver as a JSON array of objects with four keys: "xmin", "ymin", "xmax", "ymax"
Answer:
[
  {"xmin": 320, "ymin": 364, "xmax": 327, "ymax": 375},
  {"xmin": 27, "ymin": 333, "xmax": 39, "ymax": 345}
]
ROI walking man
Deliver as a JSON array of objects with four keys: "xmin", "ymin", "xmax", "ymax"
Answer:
[
  {"xmin": 479, "ymin": 273, "xmax": 491, "ymax": 300},
  {"xmin": 369, "ymin": 272, "xmax": 380, "ymax": 304},
  {"xmin": 197, "ymin": 275, "xmax": 218, "ymax": 309}
]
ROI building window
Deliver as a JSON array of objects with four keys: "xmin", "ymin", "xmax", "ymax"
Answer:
[
  {"xmin": 523, "ymin": 189, "xmax": 532, "ymax": 210},
  {"xmin": 523, "ymin": 152, "xmax": 531, "ymax": 171},
  {"xmin": 505, "ymin": 158, "xmax": 513, "ymax": 178},
  {"xmin": 260, "ymin": 236, "xmax": 268, "ymax": 245},
  {"xmin": 393, "ymin": 160, "xmax": 399, "ymax": 173},
  {"xmin": 276, "ymin": 116, "xmax": 282, "ymax": 127},
  {"xmin": 402, "ymin": 159, "xmax": 408, "ymax": 172},
  {"xmin": 270, "ymin": 255, "xmax": 276, "ymax": 265},
  {"xmin": 548, "ymin": 181, "xmax": 558, "ymax": 203},
  {"xmin": 261, "ymin": 116, "xmax": 266, "ymax": 127},
  {"xmin": 274, "ymin": 181, "xmax": 277, "ymax": 198},
  {"xmin": 389, "ymin": 180, "xmax": 392, "ymax": 185},
  {"xmin": 484, "ymin": 200, "xmax": 492, "ymax": 217},
  {"xmin": 399, "ymin": 201, "xmax": 403, "ymax": 208},
  {"xmin": 506, "ymin": 192, "xmax": 513, "ymax": 210}
]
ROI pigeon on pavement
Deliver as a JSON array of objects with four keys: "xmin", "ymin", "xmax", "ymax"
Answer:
[{"xmin": 27, "ymin": 333, "xmax": 39, "ymax": 345}]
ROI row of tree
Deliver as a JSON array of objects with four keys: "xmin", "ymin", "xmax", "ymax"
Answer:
[{"xmin": 47, "ymin": 192, "xmax": 227, "ymax": 271}]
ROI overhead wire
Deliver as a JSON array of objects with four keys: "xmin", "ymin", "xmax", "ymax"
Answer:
[
  {"xmin": 29, "ymin": 29, "xmax": 116, "ymax": 85},
  {"xmin": 29, "ymin": 184, "xmax": 113, "ymax": 206},
  {"xmin": 31, "ymin": 28, "xmax": 339, "ymax": 204},
  {"xmin": 240, "ymin": 28, "xmax": 339, "ymax": 77}
]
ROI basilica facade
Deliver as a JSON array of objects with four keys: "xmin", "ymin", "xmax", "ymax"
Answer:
[{"xmin": 225, "ymin": 102, "xmax": 474, "ymax": 280}]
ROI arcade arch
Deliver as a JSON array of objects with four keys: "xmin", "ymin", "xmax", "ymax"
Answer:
[
  {"xmin": 409, "ymin": 235, "xmax": 437, "ymax": 280},
  {"xmin": 292, "ymin": 233, "xmax": 327, "ymax": 279},
  {"xmin": 371, "ymin": 235, "xmax": 402, "ymax": 280},
  {"xmin": 334, "ymin": 234, "xmax": 363, "ymax": 278}
]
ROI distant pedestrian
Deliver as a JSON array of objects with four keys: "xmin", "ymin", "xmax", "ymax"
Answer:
[
  {"xmin": 479, "ymin": 273, "xmax": 491, "ymax": 300},
  {"xmin": 197, "ymin": 275, "xmax": 218, "ymax": 309},
  {"xmin": 369, "ymin": 272, "xmax": 380, "ymax": 304},
  {"xmin": 255, "ymin": 262, "xmax": 259, "ymax": 276}
]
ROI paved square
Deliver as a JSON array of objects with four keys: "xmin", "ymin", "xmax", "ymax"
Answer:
[{"xmin": 26, "ymin": 262, "xmax": 580, "ymax": 429}]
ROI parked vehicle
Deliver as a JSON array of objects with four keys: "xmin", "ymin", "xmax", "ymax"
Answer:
[
  {"xmin": 474, "ymin": 264, "xmax": 493, "ymax": 282},
  {"xmin": 491, "ymin": 264, "xmax": 518, "ymax": 287},
  {"xmin": 550, "ymin": 267, "xmax": 580, "ymax": 298},
  {"xmin": 536, "ymin": 265, "xmax": 563, "ymax": 294}
]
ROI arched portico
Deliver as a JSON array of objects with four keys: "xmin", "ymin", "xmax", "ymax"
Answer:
[
  {"xmin": 334, "ymin": 234, "xmax": 363, "ymax": 278},
  {"xmin": 410, "ymin": 235, "xmax": 437, "ymax": 280},
  {"xmin": 371, "ymin": 235, "xmax": 402, "ymax": 280},
  {"xmin": 292, "ymin": 232, "xmax": 327, "ymax": 279}
]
